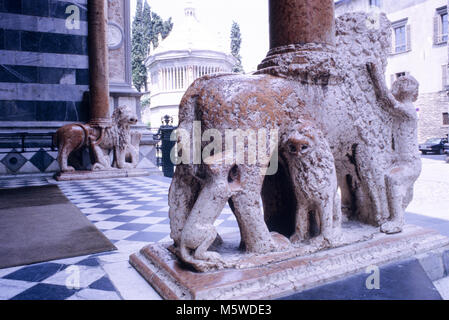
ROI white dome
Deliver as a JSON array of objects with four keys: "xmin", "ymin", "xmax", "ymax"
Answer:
[
  {"xmin": 152, "ymin": 1, "xmax": 229, "ymax": 55},
  {"xmin": 143, "ymin": 1, "xmax": 238, "ymax": 128}
]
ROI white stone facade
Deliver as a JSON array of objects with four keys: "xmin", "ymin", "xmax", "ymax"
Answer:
[
  {"xmin": 336, "ymin": 0, "xmax": 449, "ymax": 142},
  {"xmin": 143, "ymin": 3, "xmax": 237, "ymax": 127}
]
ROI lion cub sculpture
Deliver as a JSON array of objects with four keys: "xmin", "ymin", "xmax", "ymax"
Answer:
[
  {"xmin": 55, "ymin": 105, "xmax": 139, "ymax": 172},
  {"xmin": 280, "ymin": 121, "xmax": 342, "ymax": 245}
]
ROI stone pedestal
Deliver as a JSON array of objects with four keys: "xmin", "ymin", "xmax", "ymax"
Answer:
[{"xmin": 129, "ymin": 224, "xmax": 449, "ymax": 300}]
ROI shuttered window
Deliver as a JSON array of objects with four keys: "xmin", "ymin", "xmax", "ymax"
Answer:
[
  {"xmin": 443, "ymin": 113, "xmax": 449, "ymax": 126},
  {"xmin": 394, "ymin": 25, "xmax": 406, "ymax": 53},
  {"xmin": 369, "ymin": 0, "xmax": 381, "ymax": 8},
  {"xmin": 443, "ymin": 64, "xmax": 448, "ymax": 89},
  {"xmin": 442, "ymin": 13, "xmax": 448, "ymax": 42},
  {"xmin": 434, "ymin": 6, "xmax": 448, "ymax": 44}
]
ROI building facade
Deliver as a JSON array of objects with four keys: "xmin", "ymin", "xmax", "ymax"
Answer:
[
  {"xmin": 336, "ymin": 0, "xmax": 449, "ymax": 143},
  {"xmin": 0, "ymin": 0, "xmax": 158, "ymax": 177},
  {"xmin": 144, "ymin": 2, "xmax": 237, "ymax": 127}
]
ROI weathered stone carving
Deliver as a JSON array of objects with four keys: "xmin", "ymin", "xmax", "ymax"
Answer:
[
  {"xmin": 367, "ymin": 62, "xmax": 421, "ymax": 234},
  {"xmin": 55, "ymin": 105, "xmax": 139, "ymax": 172},
  {"xmin": 280, "ymin": 120, "xmax": 342, "ymax": 245},
  {"xmin": 167, "ymin": 12, "xmax": 421, "ymax": 271}
]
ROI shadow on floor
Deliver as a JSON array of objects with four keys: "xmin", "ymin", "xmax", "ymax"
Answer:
[
  {"xmin": 280, "ymin": 259, "xmax": 442, "ymax": 300},
  {"xmin": 406, "ymin": 213, "xmax": 449, "ymax": 237}
]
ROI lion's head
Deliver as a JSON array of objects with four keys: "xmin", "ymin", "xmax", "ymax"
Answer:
[
  {"xmin": 281, "ymin": 121, "xmax": 336, "ymax": 195},
  {"xmin": 110, "ymin": 105, "xmax": 138, "ymax": 151},
  {"xmin": 281, "ymin": 121, "xmax": 321, "ymax": 158},
  {"xmin": 112, "ymin": 105, "xmax": 138, "ymax": 128}
]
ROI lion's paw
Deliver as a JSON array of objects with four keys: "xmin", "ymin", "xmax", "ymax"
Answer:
[
  {"xmin": 289, "ymin": 232, "xmax": 307, "ymax": 244},
  {"xmin": 196, "ymin": 250, "xmax": 224, "ymax": 263},
  {"xmin": 380, "ymin": 221, "xmax": 403, "ymax": 234},
  {"xmin": 92, "ymin": 163, "xmax": 105, "ymax": 171},
  {"xmin": 123, "ymin": 163, "xmax": 133, "ymax": 169},
  {"xmin": 323, "ymin": 229, "xmax": 343, "ymax": 246},
  {"xmin": 62, "ymin": 166, "xmax": 76, "ymax": 172}
]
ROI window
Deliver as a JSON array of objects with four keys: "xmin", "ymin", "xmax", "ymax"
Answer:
[
  {"xmin": 391, "ymin": 19, "xmax": 410, "ymax": 54},
  {"xmin": 434, "ymin": 6, "xmax": 448, "ymax": 44},
  {"xmin": 443, "ymin": 113, "xmax": 449, "ymax": 126},
  {"xmin": 394, "ymin": 26, "xmax": 406, "ymax": 53},
  {"xmin": 369, "ymin": 0, "xmax": 381, "ymax": 8},
  {"xmin": 443, "ymin": 64, "xmax": 448, "ymax": 89},
  {"xmin": 442, "ymin": 13, "xmax": 448, "ymax": 42}
]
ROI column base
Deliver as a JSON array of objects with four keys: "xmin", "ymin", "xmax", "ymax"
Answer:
[{"xmin": 255, "ymin": 43, "xmax": 341, "ymax": 85}]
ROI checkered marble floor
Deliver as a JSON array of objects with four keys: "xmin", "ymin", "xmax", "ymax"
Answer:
[
  {"xmin": 0, "ymin": 175, "xmax": 239, "ymax": 300},
  {"xmin": 2, "ymin": 171, "xmax": 448, "ymax": 300}
]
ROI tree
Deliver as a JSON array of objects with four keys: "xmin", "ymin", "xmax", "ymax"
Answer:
[
  {"xmin": 230, "ymin": 21, "xmax": 244, "ymax": 73},
  {"xmin": 131, "ymin": 0, "xmax": 146, "ymax": 92},
  {"xmin": 151, "ymin": 13, "xmax": 173, "ymax": 49},
  {"xmin": 131, "ymin": 1, "xmax": 173, "ymax": 92}
]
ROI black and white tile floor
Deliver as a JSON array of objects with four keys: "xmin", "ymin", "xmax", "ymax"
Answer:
[
  {"xmin": 1, "ymin": 173, "xmax": 448, "ymax": 300},
  {"xmin": 0, "ymin": 175, "xmax": 239, "ymax": 300}
]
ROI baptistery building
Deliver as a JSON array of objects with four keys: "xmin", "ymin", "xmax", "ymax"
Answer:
[{"xmin": 144, "ymin": 2, "xmax": 237, "ymax": 126}]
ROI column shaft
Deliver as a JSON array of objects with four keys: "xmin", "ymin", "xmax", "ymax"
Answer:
[
  {"xmin": 269, "ymin": 0, "xmax": 335, "ymax": 49},
  {"xmin": 88, "ymin": 0, "xmax": 111, "ymax": 127}
]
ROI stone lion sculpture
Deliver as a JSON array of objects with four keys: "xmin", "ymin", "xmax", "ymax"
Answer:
[
  {"xmin": 279, "ymin": 121, "xmax": 342, "ymax": 245},
  {"xmin": 168, "ymin": 12, "xmax": 420, "ymax": 270},
  {"xmin": 55, "ymin": 105, "xmax": 139, "ymax": 172},
  {"xmin": 177, "ymin": 151, "xmax": 240, "ymax": 270}
]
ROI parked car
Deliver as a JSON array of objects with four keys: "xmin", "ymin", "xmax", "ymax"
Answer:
[
  {"xmin": 419, "ymin": 137, "xmax": 448, "ymax": 155},
  {"xmin": 444, "ymin": 142, "xmax": 449, "ymax": 155}
]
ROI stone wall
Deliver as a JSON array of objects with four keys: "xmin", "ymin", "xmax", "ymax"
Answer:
[{"xmin": 416, "ymin": 91, "xmax": 449, "ymax": 143}]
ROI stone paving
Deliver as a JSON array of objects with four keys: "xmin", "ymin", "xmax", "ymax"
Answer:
[
  {"xmin": 406, "ymin": 155, "xmax": 449, "ymax": 239},
  {"xmin": 407, "ymin": 155, "xmax": 449, "ymax": 217}
]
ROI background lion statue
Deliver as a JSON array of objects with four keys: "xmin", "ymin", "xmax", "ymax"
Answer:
[{"xmin": 55, "ymin": 105, "xmax": 139, "ymax": 172}]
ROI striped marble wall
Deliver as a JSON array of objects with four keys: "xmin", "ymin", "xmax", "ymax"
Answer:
[{"xmin": 0, "ymin": 0, "xmax": 90, "ymax": 122}]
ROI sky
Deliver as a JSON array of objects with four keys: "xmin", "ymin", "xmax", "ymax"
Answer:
[{"xmin": 130, "ymin": 0, "xmax": 269, "ymax": 72}]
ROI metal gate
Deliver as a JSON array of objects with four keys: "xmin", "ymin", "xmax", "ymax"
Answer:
[{"xmin": 154, "ymin": 115, "xmax": 176, "ymax": 178}]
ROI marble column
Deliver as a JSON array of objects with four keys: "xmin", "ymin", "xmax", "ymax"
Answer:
[
  {"xmin": 88, "ymin": 0, "xmax": 111, "ymax": 127},
  {"xmin": 269, "ymin": 0, "xmax": 335, "ymax": 48}
]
